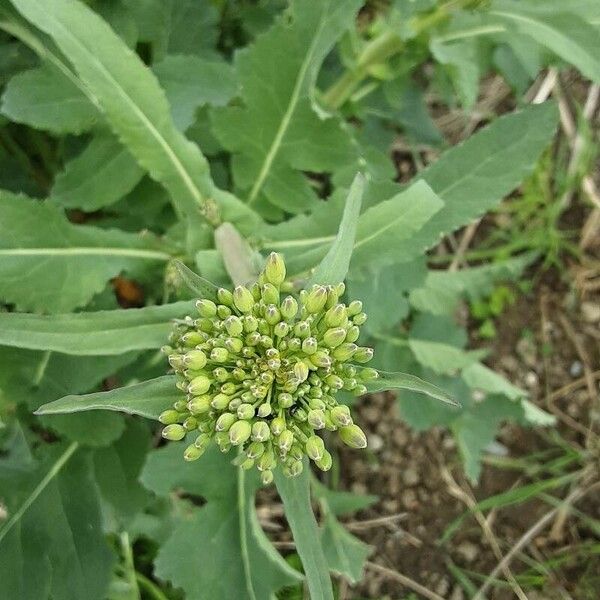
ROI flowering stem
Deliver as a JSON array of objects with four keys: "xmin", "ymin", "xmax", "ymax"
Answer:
[{"xmin": 237, "ymin": 454, "xmax": 258, "ymax": 600}]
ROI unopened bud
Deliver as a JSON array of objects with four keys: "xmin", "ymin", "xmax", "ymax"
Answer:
[
  {"xmin": 347, "ymin": 300, "xmax": 363, "ymax": 316},
  {"xmin": 246, "ymin": 441, "xmax": 265, "ymax": 459},
  {"xmin": 162, "ymin": 424, "xmax": 186, "ymax": 441},
  {"xmin": 229, "ymin": 420, "xmax": 252, "ymax": 445},
  {"xmin": 233, "ymin": 286, "xmax": 254, "ymax": 313},
  {"xmin": 330, "ymin": 405, "xmax": 352, "ymax": 427},
  {"xmin": 353, "ymin": 347, "xmax": 374, "ymax": 363},
  {"xmin": 280, "ymin": 296, "xmax": 298, "ymax": 320},
  {"xmin": 332, "ymin": 343, "xmax": 357, "ymax": 361},
  {"xmin": 188, "ymin": 395, "xmax": 211, "ymax": 414},
  {"xmin": 252, "ymin": 421, "xmax": 271, "ymax": 441},
  {"xmin": 215, "ymin": 412, "xmax": 236, "ymax": 432},
  {"xmin": 316, "ymin": 450, "xmax": 332, "ymax": 471},
  {"xmin": 261, "ymin": 470, "xmax": 274, "ymax": 485},
  {"xmin": 302, "ymin": 337, "xmax": 318, "ymax": 355},
  {"xmin": 196, "ymin": 298, "xmax": 217, "ymax": 317},
  {"xmin": 184, "ymin": 443, "xmax": 205, "ymax": 461},
  {"xmin": 224, "ymin": 316, "xmax": 243, "ymax": 337},
  {"xmin": 278, "ymin": 429, "xmax": 294, "ymax": 452},
  {"xmin": 339, "ymin": 424, "xmax": 367, "ymax": 449},
  {"xmin": 305, "ymin": 435, "xmax": 324, "ymax": 461},
  {"xmin": 265, "ymin": 252, "xmax": 286, "ymax": 286},
  {"xmin": 217, "ymin": 288, "xmax": 234, "ymax": 306},
  {"xmin": 188, "ymin": 375, "xmax": 211, "ymax": 395},
  {"xmin": 323, "ymin": 327, "xmax": 346, "ymax": 348},
  {"xmin": 257, "ymin": 403, "xmax": 272, "ymax": 418},
  {"xmin": 271, "ymin": 417, "xmax": 286, "ymax": 436},
  {"xmin": 305, "ymin": 286, "xmax": 327, "ymax": 313},
  {"xmin": 210, "ymin": 347, "xmax": 229, "ymax": 363},
  {"xmin": 325, "ymin": 304, "xmax": 347, "ymax": 327},
  {"xmin": 183, "ymin": 350, "xmax": 207, "ymax": 370},
  {"xmin": 237, "ymin": 403, "xmax": 255, "ymax": 420},
  {"xmin": 211, "ymin": 393, "xmax": 231, "ymax": 410},
  {"xmin": 308, "ymin": 408, "xmax": 325, "ymax": 429},
  {"xmin": 159, "ymin": 409, "xmax": 181, "ymax": 425}
]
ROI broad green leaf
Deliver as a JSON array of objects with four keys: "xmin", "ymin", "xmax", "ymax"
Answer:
[
  {"xmin": 490, "ymin": 0, "xmax": 600, "ymax": 83},
  {"xmin": 35, "ymin": 375, "xmax": 177, "ymax": 420},
  {"xmin": 144, "ymin": 445, "xmax": 302, "ymax": 599},
  {"xmin": 320, "ymin": 513, "xmax": 371, "ymax": 584},
  {"xmin": 0, "ymin": 64, "xmax": 99, "ymax": 133},
  {"xmin": 50, "ymin": 132, "xmax": 144, "ymax": 210},
  {"xmin": 275, "ymin": 467, "xmax": 334, "ymax": 600},
  {"xmin": 0, "ymin": 444, "xmax": 114, "ymax": 600},
  {"xmin": 310, "ymin": 173, "xmax": 364, "ymax": 286},
  {"xmin": 0, "ymin": 192, "xmax": 171, "ymax": 312},
  {"xmin": 312, "ymin": 478, "xmax": 378, "ymax": 516},
  {"xmin": 409, "ymin": 339, "xmax": 486, "ymax": 375},
  {"xmin": 0, "ymin": 301, "xmax": 193, "ymax": 355},
  {"xmin": 409, "ymin": 254, "xmax": 535, "ymax": 315},
  {"xmin": 9, "ymin": 0, "xmax": 260, "ymax": 232},
  {"xmin": 171, "ymin": 260, "xmax": 218, "ymax": 300},
  {"xmin": 212, "ymin": 0, "xmax": 360, "ymax": 214},
  {"xmin": 461, "ymin": 362, "xmax": 526, "ymax": 402},
  {"xmin": 153, "ymin": 55, "xmax": 237, "ymax": 131},
  {"xmin": 166, "ymin": 0, "xmax": 220, "ymax": 56},
  {"xmin": 367, "ymin": 370, "xmax": 459, "ymax": 406},
  {"xmin": 394, "ymin": 103, "xmax": 558, "ymax": 254}
]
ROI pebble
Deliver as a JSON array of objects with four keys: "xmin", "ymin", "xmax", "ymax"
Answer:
[
  {"xmin": 434, "ymin": 577, "xmax": 450, "ymax": 596},
  {"xmin": 368, "ymin": 433, "xmax": 384, "ymax": 452},
  {"xmin": 570, "ymin": 360, "xmax": 583, "ymax": 378},
  {"xmin": 402, "ymin": 466, "xmax": 420, "ymax": 486},
  {"xmin": 525, "ymin": 371, "xmax": 539, "ymax": 388},
  {"xmin": 581, "ymin": 301, "xmax": 600, "ymax": 323},
  {"xmin": 456, "ymin": 540, "xmax": 479, "ymax": 563},
  {"xmin": 392, "ymin": 428, "xmax": 409, "ymax": 447},
  {"xmin": 450, "ymin": 586, "xmax": 465, "ymax": 600}
]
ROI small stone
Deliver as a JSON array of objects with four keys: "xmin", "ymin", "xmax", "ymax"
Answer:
[
  {"xmin": 450, "ymin": 585, "xmax": 465, "ymax": 600},
  {"xmin": 581, "ymin": 301, "xmax": 600, "ymax": 323},
  {"xmin": 570, "ymin": 360, "xmax": 583, "ymax": 378},
  {"xmin": 525, "ymin": 371, "xmax": 539, "ymax": 388},
  {"xmin": 456, "ymin": 540, "xmax": 478, "ymax": 563},
  {"xmin": 368, "ymin": 433, "xmax": 384, "ymax": 452},
  {"xmin": 434, "ymin": 577, "xmax": 450, "ymax": 596},
  {"xmin": 402, "ymin": 466, "xmax": 420, "ymax": 486},
  {"xmin": 392, "ymin": 428, "xmax": 409, "ymax": 447}
]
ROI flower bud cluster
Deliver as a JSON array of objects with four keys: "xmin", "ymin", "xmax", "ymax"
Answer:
[{"xmin": 159, "ymin": 253, "xmax": 376, "ymax": 484}]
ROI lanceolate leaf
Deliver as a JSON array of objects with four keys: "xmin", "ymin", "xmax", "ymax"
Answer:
[
  {"xmin": 172, "ymin": 260, "xmax": 218, "ymax": 300},
  {"xmin": 275, "ymin": 467, "xmax": 334, "ymax": 600},
  {"xmin": 0, "ymin": 301, "xmax": 193, "ymax": 355},
  {"xmin": 0, "ymin": 63, "xmax": 99, "ymax": 134},
  {"xmin": 0, "ymin": 192, "xmax": 172, "ymax": 312},
  {"xmin": 367, "ymin": 370, "xmax": 459, "ymax": 406},
  {"xmin": 490, "ymin": 0, "xmax": 600, "ymax": 83},
  {"xmin": 144, "ymin": 445, "xmax": 302, "ymax": 599},
  {"xmin": 9, "ymin": 0, "xmax": 260, "ymax": 232},
  {"xmin": 310, "ymin": 173, "xmax": 364, "ymax": 286},
  {"xmin": 50, "ymin": 132, "xmax": 144, "ymax": 210},
  {"xmin": 35, "ymin": 375, "xmax": 178, "ymax": 420},
  {"xmin": 212, "ymin": 0, "xmax": 361, "ymax": 214}
]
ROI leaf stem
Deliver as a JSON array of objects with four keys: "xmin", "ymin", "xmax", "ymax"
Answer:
[
  {"xmin": 237, "ymin": 456, "xmax": 258, "ymax": 600},
  {"xmin": 120, "ymin": 530, "xmax": 141, "ymax": 600},
  {"xmin": 134, "ymin": 572, "xmax": 169, "ymax": 600},
  {"xmin": 0, "ymin": 441, "xmax": 78, "ymax": 545}
]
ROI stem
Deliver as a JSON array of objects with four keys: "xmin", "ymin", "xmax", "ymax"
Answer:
[
  {"xmin": 237, "ymin": 455, "xmax": 258, "ymax": 600},
  {"xmin": 134, "ymin": 572, "xmax": 169, "ymax": 600},
  {"xmin": 0, "ymin": 441, "xmax": 78, "ymax": 544},
  {"xmin": 120, "ymin": 531, "xmax": 141, "ymax": 600},
  {"xmin": 321, "ymin": 0, "xmax": 481, "ymax": 110}
]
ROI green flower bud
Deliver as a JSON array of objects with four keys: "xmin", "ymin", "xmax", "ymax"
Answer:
[
  {"xmin": 324, "ymin": 374, "xmax": 344, "ymax": 389},
  {"xmin": 243, "ymin": 315, "xmax": 258, "ymax": 332},
  {"xmin": 211, "ymin": 393, "xmax": 231, "ymax": 410},
  {"xmin": 345, "ymin": 325, "xmax": 360, "ymax": 343},
  {"xmin": 168, "ymin": 354, "xmax": 184, "ymax": 370},
  {"xmin": 294, "ymin": 321, "xmax": 311, "ymax": 339},
  {"xmin": 224, "ymin": 316, "xmax": 243, "ymax": 337},
  {"xmin": 252, "ymin": 421, "xmax": 271, "ymax": 442},
  {"xmin": 353, "ymin": 347, "xmax": 374, "ymax": 363},
  {"xmin": 229, "ymin": 420, "xmax": 252, "ymax": 445},
  {"xmin": 332, "ymin": 343, "xmax": 357, "ymax": 361},
  {"xmin": 305, "ymin": 435, "xmax": 325, "ymax": 461},
  {"xmin": 210, "ymin": 347, "xmax": 229, "ymax": 363},
  {"xmin": 325, "ymin": 286, "xmax": 339, "ymax": 309},
  {"xmin": 182, "ymin": 331, "xmax": 207, "ymax": 346},
  {"xmin": 183, "ymin": 416, "xmax": 198, "ymax": 430},
  {"xmin": 261, "ymin": 470, "xmax": 274, "ymax": 485},
  {"xmin": 233, "ymin": 285, "xmax": 255, "ymax": 313},
  {"xmin": 257, "ymin": 403, "xmax": 272, "ymax": 418},
  {"xmin": 278, "ymin": 392, "xmax": 294, "ymax": 408},
  {"xmin": 217, "ymin": 305, "xmax": 232, "ymax": 319},
  {"xmin": 162, "ymin": 424, "xmax": 186, "ymax": 441},
  {"xmin": 184, "ymin": 443, "xmax": 205, "ymax": 461},
  {"xmin": 274, "ymin": 322, "xmax": 289, "ymax": 337},
  {"xmin": 271, "ymin": 417, "xmax": 286, "ymax": 436},
  {"xmin": 221, "ymin": 382, "xmax": 238, "ymax": 395},
  {"xmin": 280, "ymin": 296, "xmax": 298, "ymax": 320},
  {"xmin": 237, "ymin": 403, "xmax": 255, "ymax": 420},
  {"xmin": 340, "ymin": 424, "xmax": 367, "ymax": 449},
  {"xmin": 359, "ymin": 367, "xmax": 379, "ymax": 381},
  {"xmin": 325, "ymin": 304, "xmax": 347, "ymax": 327},
  {"xmin": 264, "ymin": 304, "xmax": 281, "ymax": 325},
  {"xmin": 173, "ymin": 398, "xmax": 187, "ymax": 411},
  {"xmin": 323, "ymin": 327, "xmax": 346, "ymax": 348},
  {"xmin": 307, "ymin": 408, "xmax": 325, "ymax": 429},
  {"xmin": 353, "ymin": 312, "xmax": 367, "ymax": 325},
  {"xmin": 188, "ymin": 375, "xmax": 211, "ymax": 395},
  {"xmin": 217, "ymin": 288, "xmax": 234, "ymax": 306},
  {"xmin": 196, "ymin": 298, "xmax": 217, "ymax": 317},
  {"xmin": 305, "ymin": 286, "xmax": 328, "ymax": 313},
  {"xmin": 159, "ymin": 409, "xmax": 181, "ymax": 425},
  {"xmin": 247, "ymin": 441, "xmax": 265, "ymax": 459},
  {"xmin": 265, "ymin": 252, "xmax": 286, "ymax": 286},
  {"xmin": 310, "ymin": 350, "xmax": 331, "ymax": 369},
  {"xmin": 215, "ymin": 412, "xmax": 236, "ymax": 432},
  {"xmin": 261, "ymin": 283, "xmax": 280, "ymax": 305},
  {"xmin": 330, "ymin": 405, "xmax": 352, "ymax": 427},
  {"xmin": 196, "ymin": 318, "xmax": 214, "ymax": 333},
  {"xmin": 257, "ymin": 449, "xmax": 276, "ymax": 472},
  {"xmin": 302, "ymin": 337, "xmax": 318, "ymax": 355},
  {"xmin": 260, "ymin": 335, "xmax": 274, "ymax": 348},
  {"xmin": 246, "ymin": 331, "xmax": 261, "ymax": 346},
  {"xmin": 347, "ymin": 300, "xmax": 363, "ymax": 316},
  {"xmin": 195, "ymin": 433, "xmax": 211, "ymax": 449},
  {"xmin": 183, "ymin": 350, "xmax": 207, "ymax": 370},
  {"xmin": 353, "ymin": 384, "xmax": 367, "ymax": 396},
  {"xmin": 213, "ymin": 367, "xmax": 230, "ymax": 382},
  {"xmin": 215, "ymin": 431, "xmax": 231, "ymax": 451},
  {"xmin": 293, "ymin": 407, "xmax": 307, "ymax": 422},
  {"xmin": 288, "ymin": 460, "xmax": 303, "ymax": 477},
  {"xmin": 294, "ymin": 360, "xmax": 310, "ymax": 382},
  {"xmin": 240, "ymin": 458, "xmax": 255, "ymax": 470},
  {"xmin": 316, "ymin": 450, "xmax": 332, "ymax": 472},
  {"xmin": 278, "ymin": 430, "xmax": 294, "ymax": 452}
]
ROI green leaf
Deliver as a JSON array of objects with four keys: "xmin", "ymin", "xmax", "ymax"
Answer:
[
  {"xmin": 9, "ymin": 0, "xmax": 259, "ymax": 231},
  {"xmin": 153, "ymin": 55, "xmax": 237, "ymax": 131},
  {"xmin": 0, "ymin": 301, "xmax": 193, "ymax": 354},
  {"xmin": 461, "ymin": 363, "xmax": 526, "ymax": 402},
  {"xmin": 171, "ymin": 260, "xmax": 218, "ymax": 300},
  {"xmin": 0, "ymin": 63, "xmax": 99, "ymax": 134},
  {"xmin": 310, "ymin": 173, "xmax": 364, "ymax": 286},
  {"xmin": 144, "ymin": 445, "xmax": 302, "ymax": 599},
  {"xmin": 320, "ymin": 513, "xmax": 371, "ymax": 584},
  {"xmin": 0, "ymin": 443, "xmax": 114, "ymax": 600},
  {"xmin": 50, "ymin": 132, "xmax": 144, "ymax": 210},
  {"xmin": 490, "ymin": 0, "xmax": 600, "ymax": 83},
  {"xmin": 0, "ymin": 192, "xmax": 171, "ymax": 312},
  {"xmin": 35, "ymin": 375, "xmax": 178, "ymax": 420},
  {"xmin": 312, "ymin": 478, "xmax": 378, "ymax": 516},
  {"xmin": 393, "ymin": 103, "xmax": 558, "ymax": 254},
  {"xmin": 214, "ymin": 223, "xmax": 261, "ymax": 286},
  {"xmin": 367, "ymin": 370, "xmax": 459, "ymax": 406},
  {"xmin": 212, "ymin": 0, "xmax": 360, "ymax": 214},
  {"xmin": 166, "ymin": 0, "xmax": 220, "ymax": 56},
  {"xmin": 275, "ymin": 467, "xmax": 334, "ymax": 600}
]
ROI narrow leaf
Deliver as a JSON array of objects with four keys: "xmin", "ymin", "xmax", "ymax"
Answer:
[
  {"xmin": 35, "ymin": 375, "xmax": 177, "ymax": 420},
  {"xmin": 0, "ymin": 301, "xmax": 193, "ymax": 355},
  {"xmin": 214, "ymin": 223, "xmax": 260, "ymax": 286},
  {"xmin": 275, "ymin": 468, "xmax": 334, "ymax": 600},
  {"xmin": 367, "ymin": 370, "xmax": 459, "ymax": 406},
  {"xmin": 172, "ymin": 260, "xmax": 218, "ymax": 300},
  {"xmin": 310, "ymin": 173, "xmax": 364, "ymax": 286}
]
